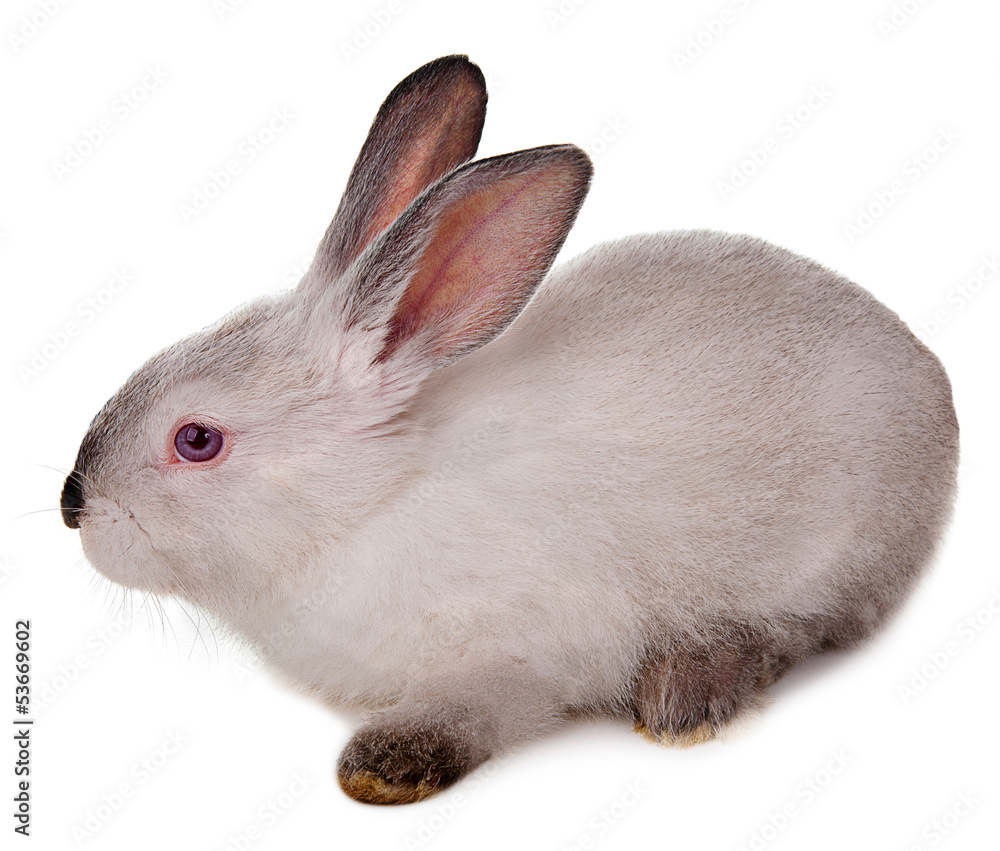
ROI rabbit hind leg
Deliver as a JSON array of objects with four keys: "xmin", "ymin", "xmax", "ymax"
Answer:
[{"xmin": 630, "ymin": 619, "xmax": 798, "ymax": 746}]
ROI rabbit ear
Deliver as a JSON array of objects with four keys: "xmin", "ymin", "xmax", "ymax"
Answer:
[
  {"xmin": 304, "ymin": 55, "xmax": 487, "ymax": 291},
  {"xmin": 341, "ymin": 144, "xmax": 592, "ymax": 370}
]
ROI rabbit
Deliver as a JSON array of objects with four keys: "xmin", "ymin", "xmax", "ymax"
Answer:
[{"xmin": 60, "ymin": 54, "xmax": 959, "ymax": 805}]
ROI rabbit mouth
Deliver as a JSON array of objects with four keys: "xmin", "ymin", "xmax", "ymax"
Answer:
[{"xmin": 78, "ymin": 499, "xmax": 173, "ymax": 594}]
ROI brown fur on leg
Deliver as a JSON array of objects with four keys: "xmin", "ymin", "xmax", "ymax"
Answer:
[
  {"xmin": 631, "ymin": 620, "xmax": 794, "ymax": 744},
  {"xmin": 337, "ymin": 720, "xmax": 486, "ymax": 805}
]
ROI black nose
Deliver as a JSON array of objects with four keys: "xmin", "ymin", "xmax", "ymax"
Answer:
[{"xmin": 60, "ymin": 471, "xmax": 86, "ymax": 529}]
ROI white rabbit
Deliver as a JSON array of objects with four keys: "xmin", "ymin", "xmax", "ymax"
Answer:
[{"xmin": 61, "ymin": 55, "xmax": 958, "ymax": 804}]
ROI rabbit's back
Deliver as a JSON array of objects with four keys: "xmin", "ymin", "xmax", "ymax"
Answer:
[{"xmin": 414, "ymin": 230, "xmax": 958, "ymax": 643}]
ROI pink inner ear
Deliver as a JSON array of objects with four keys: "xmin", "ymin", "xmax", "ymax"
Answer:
[
  {"xmin": 359, "ymin": 155, "xmax": 431, "ymax": 253},
  {"xmin": 381, "ymin": 162, "xmax": 580, "ymax": 363},
  {"xmin": 357, "ymin": 84, "xmax": 484, "ymax": 260}
]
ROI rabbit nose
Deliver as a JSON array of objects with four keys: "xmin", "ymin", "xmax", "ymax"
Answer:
[{"xmin": 60, "ymin": 471, "xmax": 86, "ymax": 529}]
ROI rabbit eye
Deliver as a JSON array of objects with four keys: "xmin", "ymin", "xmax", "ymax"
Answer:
[{"xmin": 174, "ymin": 423, "xmax": 224, "ymax": 463}]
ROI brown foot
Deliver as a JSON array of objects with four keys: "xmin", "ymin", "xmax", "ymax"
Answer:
[
  {"xmin": 337, "ymin": 721, "xmax": 484, "ymax": 805},
  {"xmin": 631, "ymin": 621, "xmax": 792, "ymax": 743}
]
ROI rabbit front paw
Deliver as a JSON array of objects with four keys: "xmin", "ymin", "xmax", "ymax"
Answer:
[{"xmin": 337, "ymin": 720, "xmax": 481, "ymax": 805}]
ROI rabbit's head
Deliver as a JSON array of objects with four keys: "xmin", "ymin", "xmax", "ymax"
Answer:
[{"xmin": 60, "ymin": 56, "xmax": 592, "ymax": 617}]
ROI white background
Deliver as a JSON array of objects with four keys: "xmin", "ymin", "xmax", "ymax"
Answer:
[{"xmin": 2, "ymin": 0, "xmax": 999, "ymax": 848}]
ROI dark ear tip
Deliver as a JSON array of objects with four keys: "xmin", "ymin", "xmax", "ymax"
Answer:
[
  {"xmin": 375, "ymin": 56, "xmax": 488, "ymax": 136},
  {"xmin": 393, "ymin": 55, "xmax": 487, "ymax": 102},
  {"xmin": 510, "ymin": 145, "xmax": 593, "ymax": 223},
  {"xmin": 425, "ymin": 54, "xmax": 485, "ymax": 83},
  {"xmin": 554, "ymin": 144, "xmax": 594, "ymax": 182},
  {"xmin": 515, "ymin": 144, "xmax": 595, "ymax": 194}
]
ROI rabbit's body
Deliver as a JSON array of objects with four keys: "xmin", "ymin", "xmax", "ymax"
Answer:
[
  {"xmin": 62, "ymin": 57, "xmax": 958, "ymax": 805},
  {"xmin": 255, "ymin": 228, "xmax": 957, "ymax": 720}
]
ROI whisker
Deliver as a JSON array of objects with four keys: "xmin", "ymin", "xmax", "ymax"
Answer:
[
  {"xmin": 36, "ymin": 463, "xmax": 74, "ymax": 477},
  {"xmin": 137, "ymin": 590, "xmax": 174, "ymax": 657},
  {"xmin": 37, "ymin": 463, "xmax": 99, "ymax": 490},
  {"xmin": 11, "ymin": 507, "xmax": 73, "ymax": 524},
  {"xmin": 193, "ymin": 604, "xmax": 218, "ymax": 665},
  {"xmin": 168, "ymin": 571, "xmax": 221, "ymax": 666},
  {"xmin": 155, "ymin": 597, "xmax": 173, "ymax": 655},
  {"xmin": 155, "ymin": 595, "xmax": 179, "ymax": 655},
  {"xmin": 167, "ymin": 583, "xmax": 211, "ymax": 665},
  {"xmin": 174, "ymin": 602, "xmax": 204, "ymax": 663},
  {"xmin": 112, "ymin": 584, "xmax": 128, "ymax": 623},
  {"xmin": 139, "ymin": 591, "xmax": 160, "ymax": 648}
]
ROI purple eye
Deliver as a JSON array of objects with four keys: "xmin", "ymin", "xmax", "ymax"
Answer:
[{"xmin": 174, "ymin": 423, "xmax": 224, "ymax": 463}]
